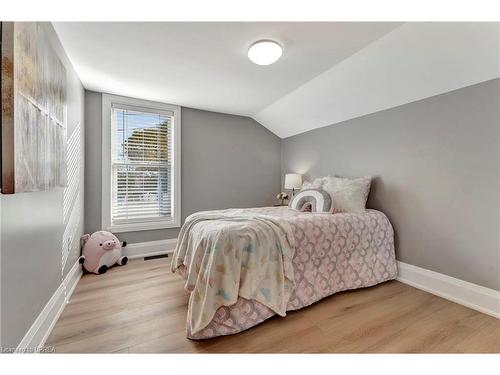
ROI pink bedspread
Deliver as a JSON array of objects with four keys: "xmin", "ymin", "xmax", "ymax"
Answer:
[{"xmin": 177, "ymin": 207, "xmax": 397, "ymax": 339}]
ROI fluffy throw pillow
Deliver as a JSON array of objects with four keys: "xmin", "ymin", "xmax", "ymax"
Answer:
[
  {"xmin": 301, "ymin": 176, "xmax": 326, "ymax": 190},
  {"xmin": 322, "ymin": 176, "xmax": 371, "ymax": 213},
  {"xmin": 288, "ymin": 188, "xmax": 334, "ymax": 213}
]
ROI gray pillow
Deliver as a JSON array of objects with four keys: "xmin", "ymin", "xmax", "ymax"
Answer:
[{"xmin": 288, "ymin": 188, "xmax": 334, "ymax": 213}]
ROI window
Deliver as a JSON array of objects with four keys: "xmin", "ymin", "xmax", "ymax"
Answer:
[{"xmin": 102, "ymin": 94, "xmax": 181, "ymax": 232}]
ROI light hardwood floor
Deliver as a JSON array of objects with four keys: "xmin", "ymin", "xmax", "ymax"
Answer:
[{"xmin": 46, "ymin": 257, "xmax": 500, "ymax": 353}]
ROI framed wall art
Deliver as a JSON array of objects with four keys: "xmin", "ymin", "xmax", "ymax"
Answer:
[{"xmin": 1, "ymin": 22, "xmax": 67, "ymax": 194}]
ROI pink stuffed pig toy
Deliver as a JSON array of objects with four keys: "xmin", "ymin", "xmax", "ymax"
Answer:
[{"xmin": 79, "ymin": 231, "xmax": 128, "ymax": 274}]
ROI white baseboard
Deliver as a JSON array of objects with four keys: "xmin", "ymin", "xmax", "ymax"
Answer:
[
  {"xmin": 396, "ymin": 261, "xmax": 500, "ymax": 319},
  {"xmin": 15, "ymin": 260, "xmax": 83, "ymax": 353},
  {"xmin": 123, "ymin": 238, "xmax": 177, "ymax": 259}
]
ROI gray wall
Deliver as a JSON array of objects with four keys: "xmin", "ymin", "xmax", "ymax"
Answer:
[
  {"xmin": 0, "ymin": 23, "xmax": 85, "ymax": 347},
  {"xmin": 85, "ymin": 91, "xmax": 281, "ymax": 244},
  {"xmin": 281, "ymin": 79, "xmax": 500, "ymax": 291}
]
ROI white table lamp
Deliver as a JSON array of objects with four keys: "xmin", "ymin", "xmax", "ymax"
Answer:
[{"xmin": 284, "ymin": 173, "xmax": 302, "ymax": 196}]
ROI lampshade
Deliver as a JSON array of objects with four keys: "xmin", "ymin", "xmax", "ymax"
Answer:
[{"xmin": 284, "ymin": 173, "xmax": 302, "ymax": 190}]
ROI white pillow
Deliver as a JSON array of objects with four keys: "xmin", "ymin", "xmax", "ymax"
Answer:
[
  {"xmin": 322, "ymin": 176, "xmax": 371, "ymax": 213},
  {"xmin": 301, "ymin": 176, "xmax": 326, "ymax": 190}
]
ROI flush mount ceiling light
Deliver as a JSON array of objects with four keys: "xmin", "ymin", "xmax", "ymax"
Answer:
[{"xmin": 247, "ymin": 40, "xmax": 282, "ymax": 66}]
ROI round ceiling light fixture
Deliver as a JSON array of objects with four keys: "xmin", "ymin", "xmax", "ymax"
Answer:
[{"xmin": 247, "ymin": 40, "xmax": 282, "ymax": 66}]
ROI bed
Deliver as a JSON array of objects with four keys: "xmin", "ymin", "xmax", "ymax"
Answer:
[{"xmin": 171, "ymin": 206, "xmax": 397, "ymax": 339}]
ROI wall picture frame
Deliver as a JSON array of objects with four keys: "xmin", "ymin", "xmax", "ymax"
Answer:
[{"xmin": 1, "ymin": 22, "xmax": 67, "ymax": 194}]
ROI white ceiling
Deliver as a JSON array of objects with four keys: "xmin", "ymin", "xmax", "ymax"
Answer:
[
  {"xmin": 53, "ymin": 22, "xmax": 500, "ymax": 138},
  {"xmin": 52, "ymin": 23, "xmax": 399, "ymax": 119}
]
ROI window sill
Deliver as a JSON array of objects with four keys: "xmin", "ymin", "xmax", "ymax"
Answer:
[{"xmin": 106, "ymin": 220, "xmax": 181, "ymax": 233}]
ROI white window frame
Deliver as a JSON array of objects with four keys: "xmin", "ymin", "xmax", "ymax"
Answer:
[{"xmin": 101, "ymin": 94, "xmax": 181, "ymax": 233}]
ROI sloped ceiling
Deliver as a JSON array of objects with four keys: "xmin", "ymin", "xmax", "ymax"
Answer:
[
  {"xmin": 53, "ymin": 22, "xmax": 500, "ymax": 138},
  {"xmin": 256, "ymin": 22, "xmax": 500, "ymax": 138}
]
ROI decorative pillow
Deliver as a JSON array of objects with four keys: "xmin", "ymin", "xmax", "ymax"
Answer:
[
  {"xmin": 322, "ymin": 175, "xmax": 372, "ymax": 213},
  {"xmin": 301, "ymin": 176, "xmax": 327, "ymax": 190},
  {"xmin": 288, "ymin": 188, "xmax": 334, "ymax": 213}
]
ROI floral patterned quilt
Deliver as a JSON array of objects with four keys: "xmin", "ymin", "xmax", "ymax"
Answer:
[{"xmin": 174, "ymin": 207, "xmax": 397, "ymax": 339}]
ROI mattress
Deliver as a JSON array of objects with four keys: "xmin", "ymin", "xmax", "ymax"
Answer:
[{"xmin": 176, "ymin": 206, "xmax": 397, "ymax": 339}]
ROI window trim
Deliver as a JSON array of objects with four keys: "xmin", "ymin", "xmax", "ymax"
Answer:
[{"xmin": 101, "ymin": 93, "xmax": 181, "ymax": 233}]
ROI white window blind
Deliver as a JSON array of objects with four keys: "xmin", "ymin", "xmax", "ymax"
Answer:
[{"xmin": 111, "ymin": 105, "xmax": 173, "ymax": 225}]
